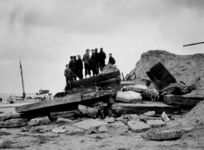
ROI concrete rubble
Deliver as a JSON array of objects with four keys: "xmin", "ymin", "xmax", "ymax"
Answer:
[{"xmin": 1, "ymin": 58, "xmax": 204, "ymax": 146}]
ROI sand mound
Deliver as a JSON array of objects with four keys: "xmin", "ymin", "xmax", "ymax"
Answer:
[
  {"xmin": 181, "ymin": 101, "xmax": 204, "ymax": 127},
  {"xmin": 126, "ymin": 50, "xmax": 204, "ymax": 96}
]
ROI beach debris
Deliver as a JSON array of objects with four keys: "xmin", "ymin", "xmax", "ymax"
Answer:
[
  {"xmin": 78, "ymin": 105, "xmax": 98, "ymax": 117},
  {"xmin": 143, "ymin": 129, "xmax": 183, "ymax": 141},
  {"xmin": 52, "ymin": 126, "xmax": 66, "ymax": 134},
  {"xmin": 161, "ymin": 112, "xmax": 170, "ymax": 123},
  {"xmin": 72, "ymin": 119, "xmax": 107, "ymax": 130},
  {"xmin": 146, "ymin": 120, "xmax": 166, "ymax": 128},
  {"xmin": 28, "ymin": 116, "xmax": 50, "ymax": 126},
  {"xmin": 127, "ymin": 120, "xmax": 150, "ymax": 132},
  {"xmin": 143, "ymin": 111, "xmax": 156, "ymax": 117},
  {"xmin": 116, "ymin": 91, "xmax": 142, "ymax": 103},
  {"xmin": 104, "ymin": 117, "xmax": 115, "ymax": 123},
  {"xmin": 56, "ymin": 118, "xmax": 73, "ymax": 124},
  {"xmin": 0, "ymin": 118, "xmax": 28, "ymax": 128}
]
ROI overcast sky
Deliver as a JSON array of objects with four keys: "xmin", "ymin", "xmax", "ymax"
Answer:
[{"xmin": 0, "ymin": 0, "xmax": 204, "ymax": 95}]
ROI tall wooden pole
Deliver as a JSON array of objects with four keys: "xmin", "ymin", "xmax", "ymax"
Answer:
[{"xmin": 20, "ymin": 60, "xmax": 26, "ymax": 98}]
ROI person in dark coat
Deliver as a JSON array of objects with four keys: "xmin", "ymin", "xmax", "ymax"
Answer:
[
  {"xmin": 108, "ymin": 53, "xmax": 116, "ymax": 65},
  {"xmin": 73, "ymin": 56, "xmax": 77, "ymax": 80},
  {"xmin": 82, "ymin": 49, "xmax": 91, "ymax": 78},
  {"xmin": 90, "ymin": 49, "xmax": 97, "ymax": 76},
  {"xmin": 69, "ymin": 56, "xmax": 76, "ymax": 81},
  {"xmin": 99, "ymin": 48, "xmax": 106, "ymax": 71},
  {"xmin": 95, "ymin": 48, "xmax": 100, "ymax": 75},
  {"xmin": 64, "ymin": 64, "xmax": 74, "ymax": 90},
  {"xmin": 76, "ymin": 55, "xmax": 83, "ymax": 79}
]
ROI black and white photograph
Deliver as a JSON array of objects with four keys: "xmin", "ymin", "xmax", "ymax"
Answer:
[{"xmin": 0, "ymin": 0, "xmax": 204, "ymax": 149}]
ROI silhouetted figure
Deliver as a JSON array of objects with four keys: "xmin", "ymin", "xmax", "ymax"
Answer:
[
  {"xmin": 99, "ymin": 48, "xmax": 106, "ymax": 71},
  {"xmin": 69, "ymin": 56, "xmax": 76, "ymax": 80},
  {"xmin": 83, "ymin": 49, "xmax": 91, "ymax": 78},
  {"xmin": 95, "ymin": 48, "xmax": 100, "ymax": 75},
  {"xmin": 73, "ymin": 56, "xmax": 77, "ymax": 80},
  {"xmin": 90, "ymin": 49, "xmax": 97, "ymax": 76},
  {"xmin": 64, "ymin": 64, "xmax": 74, "ymax": 90},
  {"xmin": 108, "ymin": 53, "xmax": 116, "ymax": 65},
  {"xmin": 76, "ymin": 55, "xmax": 83, "ymax": 79}
]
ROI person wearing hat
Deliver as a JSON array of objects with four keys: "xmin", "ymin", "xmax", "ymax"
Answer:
[
  {"xmin": 83, "ymin": 49, "xmax": 91, "ymax": 78},
  {"xmin": 108, "ymin": 53, "xmax": 116, "ymax": 65},
  {"xmin": 69, "ymin": 56, "xmax": 76, "ymax": 81},
  {"xmin": 76, "ymin": 55, "xmax": 83, "ymax": 79}
]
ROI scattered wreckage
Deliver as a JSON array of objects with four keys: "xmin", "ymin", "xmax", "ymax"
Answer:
[{"xmin": 1, "ymin": 63, "xmax": 203, "ymax": 141}]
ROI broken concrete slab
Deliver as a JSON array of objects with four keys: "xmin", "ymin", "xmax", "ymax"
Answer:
[
  {"xmin": 120, "ymin": 81, "xmax": 135, "ymax": 85},
  {"xmin": 111, "ymin": 101, "xmax": 180, "ymax": 115},
  {"xmin": 72, "ymin": 119, "xmax": 107, "ymax": 130},
  {"xmin": 146, "ymin": 62, "xmax": 177, "ymax": 90},
  {"xmin": 52, "ymin": 127, "xmax": 66, "ymax": 134},
  {"xmin": 98, "ymin": 124, "xmax": 109, "ymax": 133},
  {"xmin": 140, "ymin": 115, "xmax": 162, "ymax": 121},
  {"xmin": 146, "ymin": 120, "xmax": 166, "ymax": 128},
  {"xmin": 56, "ymin": 118, "xmax": 73, "ymax": 124},
  {"xmin": 163, "ymin": 94, "xmax": 204, "ymax": 106},
  {"xmin": 98, "ymin": 122, "xmax": 129, "ymax": 134},
  {"xmin": 28, "ymin": 116, "xmax": 50, "ymax": 126},
  {"xmin": 65, "ymin": 125, "xmax": 85, "ymax": 135},
  {"xmin": 69, "ymin": 71, "xmax": 120, "ymax": 89},
  {"xmin": 144, "ymin": 129, "xmax": 183, "ymax": 141},
  {"xmin": 116, "ymin": 117, "xmax": 128, "ymax": 124},
  {"xmin": 127, "ymin": 120, "xmax": 150, "ymax": 132},
  {"xmin": 0, "ymin": 118, "xmax": 28, "ymax": 128},
  {"xmin": 16, "ymin": 93, "xmax": 82, "ymax": 113},
  {"xmin": 116, "ymin": 91, "xmax": 142, "ymax": 103},
  {"xmin": 108, "ymin": 122, "xmax": 129, "ymax": 134},
  {"xmin": 78, "ymin": 105, "xmax": 98, "ymax": 117},
  {"xmin": 123, "ymin": 114, "xmax": 139, "ymax": 121},
  {"xmin": 143, "ymin": 111, "xmax": 156, "ymax": 117},
  {"xmin": 16, "ymin": 90, "xmax": 113, "ymax": 114},
  {"xmin": 0, "ymin": 113, "xmax": 27, "ymax": 122},
  {"xmin": 104, "ymin": 117, "xmax": 115, "ymax": 123}
]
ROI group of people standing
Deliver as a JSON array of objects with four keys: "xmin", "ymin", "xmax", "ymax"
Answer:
[{"xmin": 64, "ymin": 48, "xmax": 116, "ymax": 89}]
